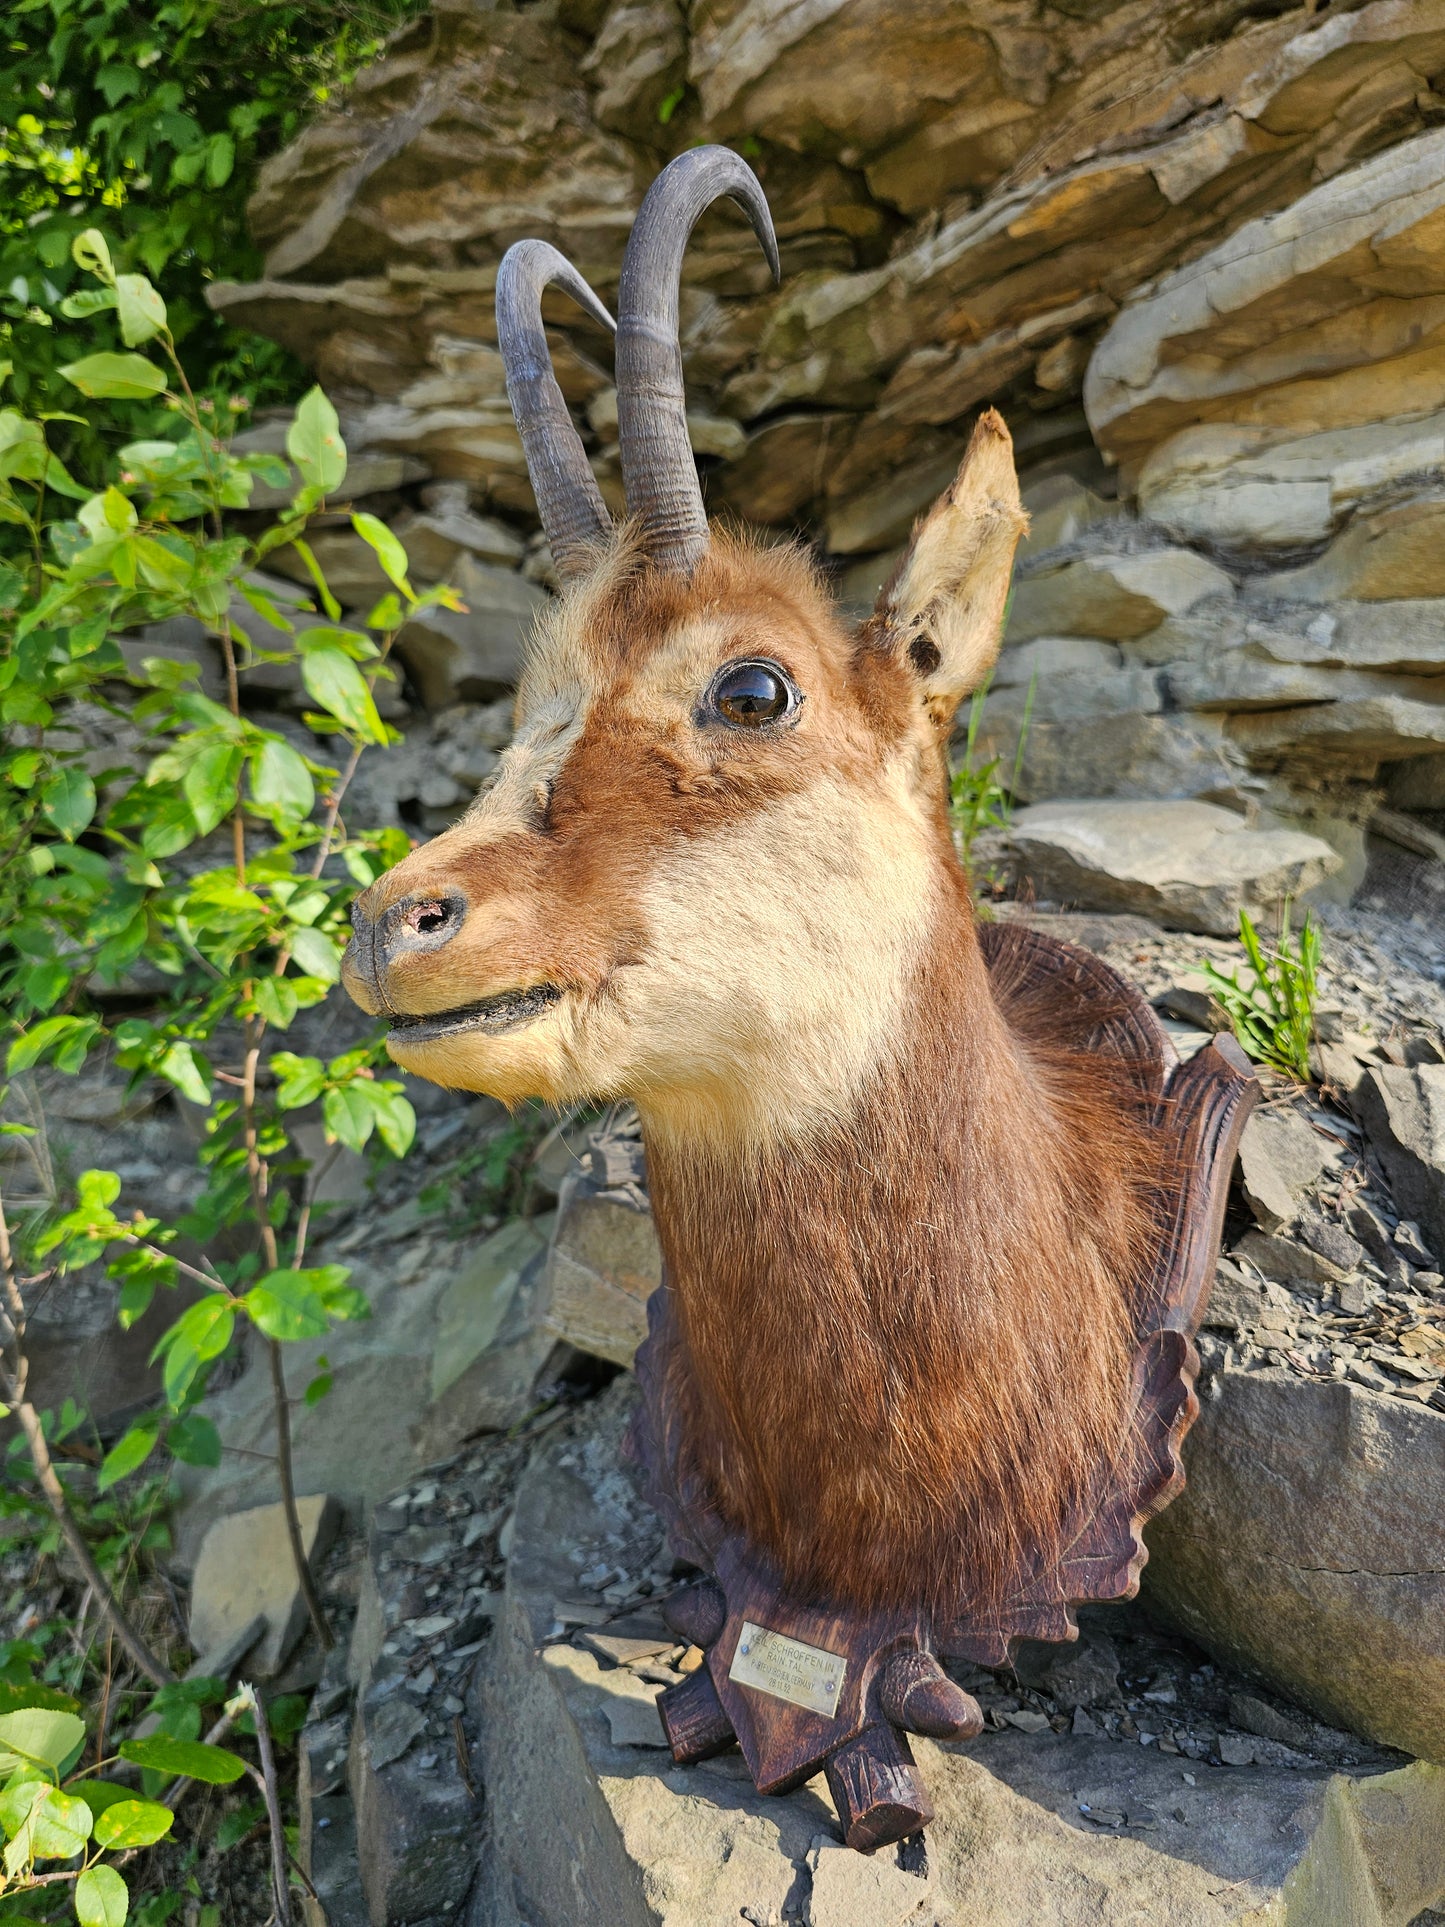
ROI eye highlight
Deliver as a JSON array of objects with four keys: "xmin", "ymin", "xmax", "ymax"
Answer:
[{"xmin": 705, "ymin": 658, "xmax": 800, "ymax": 730}]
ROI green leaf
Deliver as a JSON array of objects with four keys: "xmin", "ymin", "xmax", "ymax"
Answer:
[
  {"xmin": 117, "ymin": 1736, "xmax": 245, "ymax": 1785},
  {"xmin": 78, "ymin": 1170, "xmax": 122, "ymax": 1212},
  {"xmin": 40, "ymin": 766, "xmax": 96, "ymax": 840},
  {"xmin": 114, "ymin": 275, "xmax": 167, "ymax": 347},
  {"xmin": 249, "ymin": 739, "xmax": 314, "ymax": 824},
  {"xmin": 138, "ymin": 790, "xmax": 198, "ymax": 860},
  {"xmin": 7, "ymin": 1016, "xmax": 100, "ymax": 1075},
  {"xmin": 58, "ymin": 288, "xmax": 118, "ymax": 320},
  {"xmin": 287, "ymin": 538, "xmax": 341, "ymax": 621},
  {"xmin": 64, "ymin": 1782, "xmax": 134, "ymax": 1820},
  {"xmin": 272, "ymin": 1052, "xmax": 326, "ymax": 1110},
  {"xmin": 315, "ymin": 1266, "xmax": 368, "ymax": 1323},
  {"xmin": 76, "ymin": 1863, "xmax": 129, "ymax": 1927},
  {"xmin": 97, "ymin": 63, "xmax": 142, "ymax": 104},
  {"xmin": 166, "ymin": 1412, "xmax": 220, "ymax": 1468},
  {"xmin": 182, "ymin": 743, "xmax": 242, "ymax": 838},
  {"xmin": 22, "ymin": 959, "xmax": 68, "ymax": 1012},
  {"xmin": 72, "ymin": 230, "xmax": 114, "ymax": 278},
  {"xmin": 0, "ymin": 1708, "xmax": 86, "ymax": 1774},
  {"xmin": 213, "ymin": 1799, "xmax": 264, "ymax": 1853},
  {"xmin": 351, "ymin": 512, "xmax": 412, "ymax": 595},
  {"xmin": 289, "ymin": 925, "xmax": 341, "ymax": 983},
  {"xmin": 372, "ymin": 1088, "xmax": 416, "ymax": 1158},
  {"xmin": 300, "ymin": 646, "xmax": 385, "ymax": 744},
  {"xmin": 286, "ymin": 387, "xmax": 346, "ymax": 496},
  {"xmin": 0, "ymin": 1778, "xmax": 45, "ymax": 1840},
  {"xmin": 59, "ymin": 354, "xmax": 168, "ymax": 402},
  {"xmin": 29, "ymin": 1786, "xmax": 92, "ymax": 1859},
  {"xmin": 78, "ymin": 487, "xmax": 138, "ymax": 542},
  {"xmin": 243, "ymin": 1269, "xmax": 329, "ymax": 1341},
  {"xmin": 250, "ymin": 975, "xmax": 299, "ymax": 1029},
  {"xmin": 324, "ymin": 1083, "xmax": 374, "ymax": 1152},
  {"xmin": 206, "ymin": 131, "xmax": 236, "ymax": 189},
  {"xmin": 117, "ymin": 1272, "xmax": 157, "ymax": 1328},
  {"xmin": 152, "ymin": 1298, "xmax": 234, "ymax": 1408},
  {"xmin": 97, "ymin": 1418, "xmax": 161, "ymax": 1492},
  {"xmin": 157, "ymin": 1040, "xmax": 210, "ymax": 1106},
  {"xmin": 365, "ymin": 591, "xmax": 405, "ymax": 631},
  {"xmin": 92, "ymin": 1798, "xmax": 174, "ymax": 1850}
]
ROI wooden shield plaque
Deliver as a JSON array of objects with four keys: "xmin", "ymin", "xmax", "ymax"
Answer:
[{"xmin": 628, "ymin": 923, "xmax": 1258, "ymax": 1850}]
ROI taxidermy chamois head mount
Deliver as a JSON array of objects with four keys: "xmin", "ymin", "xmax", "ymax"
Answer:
[{"xmin": 344, "ymin": 148, "xmax": 1159, "ymax": 1621}]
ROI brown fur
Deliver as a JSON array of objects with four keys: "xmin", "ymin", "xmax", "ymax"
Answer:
[
  {"xmin": 344, "ymin": 417, "xmax": 1164, "ymax": 1621},
  {"xmin": 647, "ymin": 817, "xmax": 1156, "ymax": 1620}
]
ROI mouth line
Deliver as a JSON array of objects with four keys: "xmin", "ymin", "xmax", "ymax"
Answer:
[{"xmin": 386, "ymin": 983, "xmax": 563, "ymax": 1043}]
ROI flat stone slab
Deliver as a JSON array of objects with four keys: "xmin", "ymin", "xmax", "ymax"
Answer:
[
  {"xmin": 189, "ymin": 1494, "xmax": 339, "ymax": 1676},
  {"xmin": 475, "ymin": 1384, "xmax": 1445, "ymax": 1926},
  {"xmin": 1007, "ymin": 799, "xmax": 1341, "ymax": 936}
]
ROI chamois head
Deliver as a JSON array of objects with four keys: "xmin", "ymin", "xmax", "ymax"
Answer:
[{"xmin": 342, "ymin": 150, "xmax": 1027, "ymax": 1145}]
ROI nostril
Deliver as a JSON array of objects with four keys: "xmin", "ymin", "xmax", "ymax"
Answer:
[{"xmin": 405, "ymin": 898, "xmax": 453, "ymax": 936}]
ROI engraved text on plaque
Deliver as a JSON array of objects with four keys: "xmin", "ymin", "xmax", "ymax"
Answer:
[{"xmin": 728, "ymin": 1621, "xmax": 846, "ymax": 1717}]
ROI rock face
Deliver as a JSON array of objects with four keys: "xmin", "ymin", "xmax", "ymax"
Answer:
[
  {"xmin": 1144, "ymin": 1368, "xmax": 1445, "ymax": 1765},
  {"xmin": 1005, "ymin": 799, "xmax": 1340, "ymax": 935},
  {"xmin": 542, "ymin": 1129, "xmax": 659, "ymax": 1367},
  {"xmin": 209, "ymin": 0, "xmax": 1445, "ymax": 846},
  {"xmin": 1355, "ymin": 1066, "xmax": 1445, "ymax": 1256},
  {"xmin": 476, "ymin": 1381, "xmax": 1445, "ymax": 1927}
]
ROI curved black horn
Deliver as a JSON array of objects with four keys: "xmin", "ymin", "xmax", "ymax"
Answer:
[
  {"xmin": 616, "ymin": 147, "xmax": 780, "ymax": 575},
  {"xmin": 496, "ymin": 240, "xmax": 616, "ymax": 581}
]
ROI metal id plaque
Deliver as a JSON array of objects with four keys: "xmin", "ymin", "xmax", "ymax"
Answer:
[{"xmin": 728, "ymin": 1621, "xmax": 846, "ymax": 1718}]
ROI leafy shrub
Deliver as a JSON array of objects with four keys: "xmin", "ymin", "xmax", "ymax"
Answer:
[
  {"xmin": 0, "ymin": 1694, "xmax": 246, "ymax": 1919},
  {"xmin": 1, "ymin": 0, "xmax": 426, "ymax": 460},
  {"xmin": 1, "ymin": 228, "xmax": 460, "ymax": 1658}
]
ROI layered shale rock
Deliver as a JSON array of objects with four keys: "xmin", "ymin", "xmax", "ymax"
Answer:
[{"xmin": 210, "ymin": 0, "xmax": 1445, "ymax": 871}]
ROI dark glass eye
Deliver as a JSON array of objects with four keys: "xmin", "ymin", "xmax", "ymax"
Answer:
[{"xmin": 709, "ymin": 659, "xmax": 795, "ymax": 729}]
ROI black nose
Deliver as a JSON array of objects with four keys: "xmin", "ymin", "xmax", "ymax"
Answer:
[
  {"xmin": 344, "ymin": 888, "xmax": 468, "ymax": 1011},
  {"xmin": 377, "ymin": 890, "xmax": 467, "ymax": 957},
  {"xmin": 394, "ymin": 895, "xmax": 462, "ymax": 941}
]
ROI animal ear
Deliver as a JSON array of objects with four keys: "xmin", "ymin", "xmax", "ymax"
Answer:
[{"xmin": 867, "ymin": 409, "xmax": 1028, "ymax": 731}]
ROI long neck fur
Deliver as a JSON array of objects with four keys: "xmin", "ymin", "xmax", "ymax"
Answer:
[{"xmin": 639, "ymin": 869, "xmax": 1156, "ymax": 1621}]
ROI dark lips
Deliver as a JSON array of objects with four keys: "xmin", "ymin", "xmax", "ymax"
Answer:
[{"xmin": 386, "ymin": 983, "xmax": 563, "ymax": 1044}]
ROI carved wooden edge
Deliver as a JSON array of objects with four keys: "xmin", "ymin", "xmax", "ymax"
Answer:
[
  {"xmin": 977, "ymin": 919, "xmax": 1176, "ymax": 1098},
  {"xmin": 626, "ymin": 1283, "xmax": 715, "ymax": 1571}
]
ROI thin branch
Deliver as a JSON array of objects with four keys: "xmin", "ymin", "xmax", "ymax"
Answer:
[
  {"xmin": 0, "ymin": 1195, "xmax": 173, "ymax": 1687},
  {"xmin": 94, "ymin": 1629, "xmax": 115, "ymax": 1772},
  {"xmin": 266, "ymin": 1339, "xmax": 332, "ymax": 1650},
  {"xmin": 291, "ymin": 1142, "xmax": 343, "ymax": 1269},
  {"xmin": 241, "ymin": 1681, "xmax": 293, "ymax": 1927},
  {"xmin": 3, "ymin": 1372, "xmax": 173, "ymax": 1687}
]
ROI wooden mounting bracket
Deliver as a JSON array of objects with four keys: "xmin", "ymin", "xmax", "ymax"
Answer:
[{"xmin": 628, "ymin": 924, "xmax": 1258, "ymax": 1851}]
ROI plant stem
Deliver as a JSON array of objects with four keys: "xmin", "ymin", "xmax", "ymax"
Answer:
[
  {"xmin": 266, "ymin": 1338, "xmax": 332, "ymax": 1651},
  {"xmin": 8, "ymin": 1394, "xmax": 175, "ymax": 1686},
  {"xmin": 242, "ymin": 1681, "xmax": 294, "ymax": 1927},
  {"xmin": 215, "ymin": 610, "xmax": 332, "ymax": 1655},
  {"xmin": 0, "ymin": 1196, "xmax": 174, "ymax": 1687}
]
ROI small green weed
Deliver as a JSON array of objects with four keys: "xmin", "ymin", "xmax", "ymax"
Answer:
[
  {"xmin": 1199, "ymin": 900, "xmax": 1320, "ymax": 1081},
  {"xmin": 949, "ymin": 671, "xmax": 1034, "ymax": 878}
]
